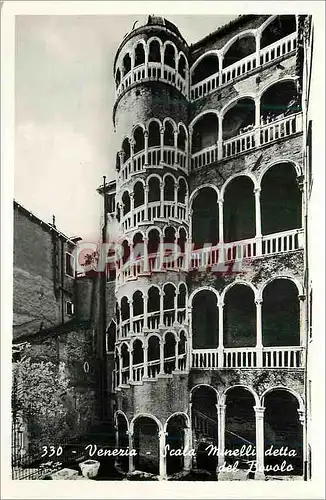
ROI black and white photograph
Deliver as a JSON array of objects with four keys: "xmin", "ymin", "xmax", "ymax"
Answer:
[{"xmin": 1, "ymin": 1, "xmax": 325, "ymax": 498}]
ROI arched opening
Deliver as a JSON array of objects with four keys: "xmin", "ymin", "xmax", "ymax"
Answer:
[
  {"xmin": 163, "ymin": 226, "xmax": 176, "ymax": 270},
  {"xmin": 115, "ymin": 152, "xmax": 120, "ymax": 172},
  {"xmin": 122, "ymin": 138, "xmax": 130, "ymax": 162},
  {"xmin": 148, "ymin": 286, "xmax": 160, "ymax": 322},
  {"xmin": 148, "ymin": 177, "xmax": 160, "ymax": 203},
  {"xmin": 192, "ymin": 386, "xmax": 218, "ymax": 472},
  {"xmin": 134, "ymin": 181, "xmax": 144, "ymax": 208},
  {"xmin": 133, "ymin": 232, "xmax": 144, "ymax": 260},
  {"xmin": 148, "ymin": 229, "xmax": 160, "ymax": 271},
  {"xmin": 133, "ymin": 126, "xmax": 145, "ymax": 154},
  {"xmin": 163, "ymin": 283, "xmax": 176, "ymax": 326},
  {"xmin": 122, "ymin": 191, "xmax": 131, "ymax": 216},
  {"xmin": 177, "ymin": 125, "xmax": 187, "ymax": 151},
  {"xmin": 264, "ymin": 390, "xmax": 303, "ymax": 475},
  {"xmin": 134, "ymin": 43, "xmax": 145, "ymax": 67},
  {"xmin": 164, "ymin": 332, "xmax": 176, "ymax": 374},
  {"xmin": 223, "ymin": 35, "xmax": 256, "ymax": 68},
  {"xmin": 223, "ymin": 98, "xmax": 255, "ymax": 139},
  {"xmin": 148, "ymin": 40, "xmax": 161, "ymax": 63},
  {"xmin": 148, "ymin": 121, "xmax": 161, "ymax": 148},
  {"xmin": 166, "ymin": 415, "xmax": 188, "ymax": 474},
  {"xmin": 225, "ymin": 388, "xmax": 256, "ymax": 467},
  {"xmin": 192, "ymin": 187, "xmax": 218, "ymax": 249},
  {"xmin": 148, "ymin": 335, "xmax": 160, "ymax": 378},
  {"xmin": 164, "ymin": 43, "xmax": 176, "ymax": 68},
  {"xmin": 224, "ymin": 177, "xmax": 255, "ymax": 242},
  {"xmin": 115, "ymin": 303, "xmax": 120, "ymax": 325},
  {"xmin": 178, "ymin": 54, "xmax": 187, "ymax": 78},
  {"xmin": 132, "ymin": 339, "xmax": 144, "ymax": 381},
  {"xmin": 263, "ymin": 279, "xmax": 300, "ymax": 347},
  {"xmin": 120, "ymin": 297, "xmax": 130, "ymax": 321},
  {"xmin": 177, "ymin": 178, "xmax": 187, "ymax": 204},
  {"xmin": 261, "ymin": 163, "xmax": 302, "ymax": 235},
  {"xmin": 177, "ymin": 228, "xmax": 187, "ymax": 270},
  {"xmin": 260, "ymin": 80, "xmax": 301, "ymax": 124},
  {"xmin": 192, "ymin": 291, "xmax": 218, "ymax": 349},
  {"xmin": 115, "ymin": 348, "xmax": 120, "ymax": 387},
  {"xmin": 106, "ymin": 320, "xmax": 116, "ymax": 352},
  {"xmin": 164, "ymin": 175, "xmax": 175, "ymax": 201},
  {"xmin": 115, "ymin": 68, "xmax": 121, "ymax": 88},
  {"xmin": 121, "ymin": 343, "xmax": 130, "ymax": 384},
  {"xmin": 116, "ymin": 413, "xmax": 129, "ymax": 471},
  {"xmin": 191, "ymin": 113, "xmax": 219, "ymax": 153},
  {"xmin": 224, "ymin": 285, "xmax": 256, "ymax": 348},
  {"xmin": 178, "ymin": 331, "xmax": 187, "ymax": 370},
  {"xmin": 164, "ymin": 121, "xmax": 174, "ymax": 147},
  {"xmin": 191, "ymin": 55, "xmax": 219, "ymax": 86},
  {"xmin": 121, "ymin": 239, "xmax": 130, "ymax": 265},
  {"xmin": 134, "ymin": 417, "xmax": 159, "ymax": 474},
  {"xmin": 122, "ymin": 53, "xmax": 131, "ymax": 77},
  {"xmin": 133, "ymin": 290, "xmax": 144, "ymax": 318},
  {"xmin": 261, "ymin": 15, "xmax": 297, "ymax": 49}
]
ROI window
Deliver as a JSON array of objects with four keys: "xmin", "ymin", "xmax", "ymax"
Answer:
[
  {"xmin": 66, "ymin": 301, "xmax": 74, "ymax": 316},
  {"xmin": 65, "ymin": 252, "xmax": 75, "ymax": 277}
]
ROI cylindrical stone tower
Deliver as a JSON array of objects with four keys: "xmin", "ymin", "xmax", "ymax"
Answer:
[{"xmin": 113, "ymin": 16, "xmax": 191, "ymax": 478}]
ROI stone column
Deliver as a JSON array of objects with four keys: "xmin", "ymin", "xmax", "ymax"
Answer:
[
  {"xmin": 160, "ymin": 47, "xmax": 164, "ymax": 78},
  {"xmin": 298, "ymin": 408, "xmax": 307, "ymax": 477},
  {"xmin": 129, "ymin": 347, "xmax": 133, "ymax": 383},
  {"xmin": 159, "ymin": 234, "xmax": 164, "ymax": 272},
  {"xmin": 143, "ymin": 292, "xmax": 148, "ymax": 331},
  {"xmin": 130, "ymin": 139, "xmax": 135, "ymax": 163},
  {"xmin": 128, "ymin": 298, "xmax": 133, "ymax": 334},
  {"xmin": 143, "ymin": 238, "xmax": 149, "ymax": 273},
  {"xmin": 144, "ymin": 187, "xmax": 149, "ymax": 221},
  {"xmin": 218, "ymin": 302, "xmax": 224, "ymax": 368},
  {"xmin": 130, "ymin": 53, "xmax": 135, "ymax": 82},
  {"xmin": 144, "ymin": 130, "xmax": 149, "ymax": 166},
  {"xmin": 127, "ymin": 430, "xmax": 135, "ymax": 473},
  {"xmin": 160, "ymin": 180, "xmax": 164, "ymax": 218},
  {"xmin": 255, "ymin": 32, "xmax": 261, "ymax": 69},
  {"xmin": 118, "ymin": 351, "xmax": 122, "ymax": 387},
  {"xmin": 118, "ymin": 150, "xmax": 125, "ymax": 172},
  {"xmin": 254, "ymin": 96, "xmax": 261, "ymax": 147},
  {"xmin": 217, "ymin": 116, "xmax": 223, "ymax": 160},
  {"xmin": 159, "ymin": 430, "xmax": 167, "ymax": 479},
  {"xmin": 160, "ymin": 127, "xmax": 164, "ymax": 166},
  {"xmin": 188, "ymin": 126, "xmax": 193, "ymax": 169},
  {"xmin": 130, "ymin": 192, "xmax": 134, "ymax": 215},
  {"xmin": 218, "ymin": 198, "xmax": 224, "ymax": 264},
  {"xmin": 159, "ymin": 290, "xmax": 164, "ymax": 328},
  {"xmin": 217, "ymin": 403, "xmax": 226, "ymax": 469},
  {"xmin": 254, "ymin": 187, "xmax": 262, "ymax": 255},
  {"xmin": 255, "ymin": 298, "xmax": 263, "ymax": 368},
  {"xmin": 174, "ymin": 130, "xmax": 179, "ymax": 167},
  {"xmin": 183, "ymin": 427, "xmax": 192, "ymax": 471},
  {"xmin": 144, "ymin": 47, "xmax": 149, "ymax": 78},
  {"xmin": 159, "ymin": 338, "xmax": 165, "ymax": 374},
  {"xmin": 253, "ymin": 406, "xmax": 265, "ymax": 480},
  {"xmin": 143, "ymin": 342, "xmax": 148, "ymax": 378},
  {"xmin": 299, "ymin": 294, "xmax": 307, "ymax": 349}
]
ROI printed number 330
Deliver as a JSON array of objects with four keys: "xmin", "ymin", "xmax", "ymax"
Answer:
[{"xmin": 41, "ymin": 446, "xmax": 63, "ymax": 458}]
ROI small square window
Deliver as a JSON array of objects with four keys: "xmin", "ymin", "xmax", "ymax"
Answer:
[
  {"xmin": 65, "ymin": 252, "xmax": 75, "ymax": 278},
  {"xmin": 66, "ymin": 301, "xmax": 74, "ymax": 316}
]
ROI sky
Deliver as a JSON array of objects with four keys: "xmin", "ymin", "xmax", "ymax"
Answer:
[{"xmin": 15, "ymin": 14, "xmax": 238, "ymax": 241}]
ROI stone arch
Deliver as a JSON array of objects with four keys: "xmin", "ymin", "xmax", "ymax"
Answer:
[
  {"xmin": 115, "ymin": 410, "xmax": 129, "ymax": 471},
  {"xmin": 258, "ymin": 275, "xmax": 303, "ymax": 299},
  {"xmin": 189, "ymin": 286, "xmax": 220, "ymax": 306},
  {"xmin": 164, "ymin": 412, "xmax": 190, "ymax": 431},
  {"xmin": 190, "ymin": 383, "xmax": 219, "ymax": 402},
  {"xmin": 260, "ymin": 15, "xmax": 297, "ymax": 49},
  {"xmin": 190, "ymin": 111, "xmax": 219, "ymax": 153},
  {"xmin": 133, "ymin": 180, "xmax": 145, "ymax": 208},
  {"xmin": 134, "ymin": 40, "xmax": 146, "ymax": 67},
  {"xmin": 163, "ymin": 41, "xmax": 177, "ymax": 69},
  {"xmin": 189, "ymin": 109, "xmax": 220, "ymax": 130},
  {"xmin": 148, "ymin": 36, "xmax": 163, "ymax": 63},
  {"xmin": 260, "ymin": 386, "xmax": 304, "ymax": 410},
  {"xmin": 222, "ymin": 97, "xmax": 256, "ymax": 140},
  {"xmin": 147, "ymin": 174, "xmax": 161, "ymax": 203},
  {"xmin": 190, "ymin": 50, "xmax": 220, "ymax": 86},
  {"xmin": 221, "ymin": 280, "xmax": 258, "ymax": 302},
  {"xmin": 165, "ymin": 413, "xmax": 190, "ymax": 475},
  {"xmin": 177, "ymin": 52, "xmax": 188, "ymax": 78},
  {"xmin": 192, "ymin": 288, "xmax": 219, "ymax": 349},
  {"xmin": 177, "ymin": 177, "xmax": 188, "ymax": 204},
  {"xmin": 222, "ymin": 384, "xmax": 259, "ymax": 406},
  {"xmin": 122, "ymin": 52, "xmax": 131, "ymax": 77},
  {"xmin": 222, "ymin": 29, "xmax": 257, "ymax": 57},
  {"xmin": 261, "ymin": 278, "xmax": 301, "ymax": 347},
  {"xmin": 260, "ymin": 78, "xmax": 301, "ymax": 122},
  {"xmin": 189, "ymin": 183, "xmax": 220, "ymax": 204},
  {"xmin": 131, "ymin": 414, "xmax": 162, "ymax": 474},
  {"xmin": 223, "ymin": 283, "xmax": 257, "ymax": 348},
  {"xmin": 222, "ymin": 174, "xmax": 256, "ymax": 243},
  {"xmin": 222, "ymin": 31, "xmax": 256, "ymax": 69},
  {"xmin": 191, "ymin": 185, "xmax": 219, "ymax": 249},
  {"xmin": 147, "ymin": 119, "xmax": 161, "ymax": 148},
  {"xmin": 260, "ymin": 161, "xmax": 302, "ymax": 235},
  {"xmin": 262, "ymin": 386, "xmax": 303, "ymax": 476}
]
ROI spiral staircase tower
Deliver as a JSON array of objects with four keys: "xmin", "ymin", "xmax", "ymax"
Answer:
[{"xmin": 113, "ymin": 16, "xmax": 192, "ymax": 478}]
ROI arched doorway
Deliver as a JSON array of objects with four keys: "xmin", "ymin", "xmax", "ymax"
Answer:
[
  {"xmin": 192, "ymin": 290, "xmax": 218, "ymax": 349},
  {"xmin": 264, "ymin": 390, "xmax": 303, "ymax": 476},
  {"xmin": 134, "ymin": 416, "xmax": 160, "ymax": 474},
  {"xmin": 166, "ymin": 414, "xmax": 188, "ymax": 475},
  {"xmin": 191, "ymin": 386, "xmax": 218, "ymax": 472}
]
